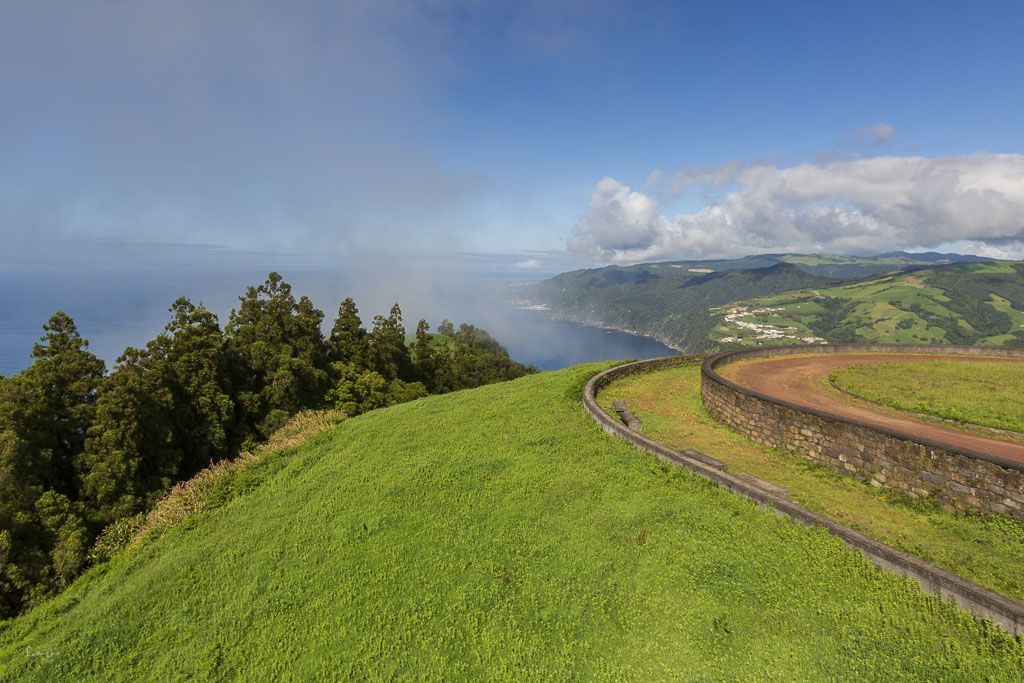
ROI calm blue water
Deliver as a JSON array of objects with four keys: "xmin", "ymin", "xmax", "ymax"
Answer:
[
  {"xmin": 499, "ymin": 311, "xmax": 676, "ymax": 371},
  {"xmin": 0, "ymin": 243, "xmax": 675, "ymax": 375}
]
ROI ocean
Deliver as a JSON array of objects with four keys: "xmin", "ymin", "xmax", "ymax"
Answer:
[{"xmin": 0, "ymin": 242, "xmax": 676, "ymax": 376}]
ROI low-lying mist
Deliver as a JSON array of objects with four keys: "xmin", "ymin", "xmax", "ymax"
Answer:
[{"xmin": 0, "ymin": 241, "xmax": 673, "ymax": 375}]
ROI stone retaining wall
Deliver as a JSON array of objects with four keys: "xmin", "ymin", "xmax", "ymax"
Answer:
[
  {"xmin": 584, "ymin": 357, "xmax": 1024, "ymax": 637},
  {"xmin": 701, "ymin": 344, "xmax": 1024, "ymax": 519}
]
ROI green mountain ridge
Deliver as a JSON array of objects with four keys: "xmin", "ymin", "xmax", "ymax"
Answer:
[{"xmin": 518, "ymin": 254, "xmax": 1024, "ymax": 352}]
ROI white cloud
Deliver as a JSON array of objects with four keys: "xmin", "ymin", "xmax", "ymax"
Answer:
[
  {"xmin": 571, "ymin": 177, "xmax": 672, "ymax": 254},
  {"xmin": 568, "ymin": 154, "xmax": 1024, "ymax": 263},
  {"xmin": 514, "ymin": 258, "xmax": 542, "ymax": 269}
]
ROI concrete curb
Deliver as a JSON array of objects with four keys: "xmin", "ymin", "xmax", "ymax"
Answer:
[{"xmin": 583, "ymin": 356, "xmax": 1024, "ymax": 637}]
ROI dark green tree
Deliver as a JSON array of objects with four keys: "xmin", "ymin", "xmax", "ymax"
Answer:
[
  {"xmin": 0, "ymin": 429, "xmax": 49, "ymax": 617},
  {"xmin": 226, "ymin": 273, "xmax": 330, "ymax": 443},
  {"xmin": 430, "ymin": 339, "xmax": 457, "ymax": 393},
  {"xmin": 386, "ymin": 378, "xmax": 429, "ymax": 406},
  {"xmin": 369, "ymin": 304, "xmax": 411, "ymax": 382},
  {"xmin": 326, "ymin": 364, "xmax": 427, "ymax": 417},
  {"xmin": 150, "ymin": 298, "xmax": 234, "ymax": 475},
  {"xmin": 9, "ymin": 312, "xmax": 105, "ymax": 495},
  {"xmin": 0, "ymin": 313, "xmax": 106, "ymax": 617},
  {"xmin": 326, "ymin": 363, "xmax": 389, "ymax": 416},
  {"xmin": 329, "ymin": 297, "xmax": 370, "ymax": 370},
  {"xmin": 0, "ymin": 424, "xmax": 92, "ymax": 615},
  {"xmin": 411, "ymin": 319, "xmax": 436, "ymax": 391},
  {"xmin": 78, "ymin": 347, "xmax": 180, "ymax": 522},
  {"xmin": 33, "ymin": 490, "xmax": 89, "ymax": 592}
]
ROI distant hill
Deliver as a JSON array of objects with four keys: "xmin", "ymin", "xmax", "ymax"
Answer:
[
  {"xmin": 711, "ymin": 260, "xmax": 1024, "ymax": 349},
  {"xmin": 515, "ymin": 260, "xmax": 833, "ymax": 351},
  {"xmin": 874, "ymin": 250, "xmax": 994, "ymax": 264},
  {"xmin": 515, "ymin": 253, "xmax": 1021, "ymax": 352},
  {"xmin": 778, "ymin": 252, "xmax": 991, "ymax": 279}
]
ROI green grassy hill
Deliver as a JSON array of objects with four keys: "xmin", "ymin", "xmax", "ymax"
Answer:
[
  {"xmin": 1, "ymin": 365, "xmax": 1022, "ymax": 679},
  {"xmin": 712, "ymin": 261, "xmax": 1024, "ymax": 348}
]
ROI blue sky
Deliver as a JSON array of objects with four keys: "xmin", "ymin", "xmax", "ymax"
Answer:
[{"xmin": 2, "ymin": 1, "xmax": 1022, "ymax": 265}]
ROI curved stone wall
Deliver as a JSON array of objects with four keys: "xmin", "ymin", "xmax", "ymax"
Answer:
[
  {"xmin": 583, "ymin": 357, "xmax": 1024, "ymax": 637},
  {"xmin": 701, "ymin": 344, "xmax": 1024, "ymax": 518}
]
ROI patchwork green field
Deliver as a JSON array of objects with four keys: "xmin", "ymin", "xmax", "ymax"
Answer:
[
  {"xmin": 598, "ymin": 361, "xmax": 1024, "ymax": 603},
  {"xmin": 2, "ymin": 364, "xmax": 1023, "ymax": 680},
  {"xmin": 831, "ymin": 359, "xmax": 1024, "ymax": 433},
  {"xmin": 711, "ymin": 261, "xmax": 1024, "ymax": 349}
]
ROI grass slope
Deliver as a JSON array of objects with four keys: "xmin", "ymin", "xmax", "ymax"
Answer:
[
  {"xmin": 831, "ymin": 360, "xmax": 1024, "ymax": 433},
  {"xmin": 2, "ymin": 365, "xmax": 1022, "ymax": 679},
  {"xmin": 712, "ymin": 261, "xmax": 1024, "ymax": 349}
]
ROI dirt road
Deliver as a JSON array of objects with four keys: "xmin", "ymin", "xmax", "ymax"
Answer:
[{"xmin": 719, "ymin": 353, "xmax": 1024, "ymax": 466}]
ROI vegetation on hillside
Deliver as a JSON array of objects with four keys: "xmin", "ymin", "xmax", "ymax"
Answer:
[
  {"xmin": 1, "ymin": 364, "xmax": 1022, "ymax": 679},
  {"xmin": 783, "ymin": 251, "xmax": 991, "ymax": 279},
  {"xmin": 831, "ymin": 359, "xmax": 1024, "ymax": 433},
  {"xmin": 712, "ymin": 261, "xmax": 1024, "ymax": 349},
  {"xmin": 598, "ymin": 360, "xmax": 1024, "ymax": 602},
  {"xmin": 515, "ymin": 253, "xmax": 999, "ymax": 352},
  {"xmin": 0, "ymin": 273, "xmax": 534, "ymax": 619},
  {"xmin": 518, "ymin": 261, "xmax": 833, "ymax": 351}
]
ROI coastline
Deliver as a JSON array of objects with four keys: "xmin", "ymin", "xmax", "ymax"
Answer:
[{"xmin": 510, "ymin": 303, "xmax": 686, "ymax": 353}]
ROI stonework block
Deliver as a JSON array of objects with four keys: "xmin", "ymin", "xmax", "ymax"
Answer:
[{"xmin": 702, "ymin": 350, "xmax": 1024, "ymax": 519}]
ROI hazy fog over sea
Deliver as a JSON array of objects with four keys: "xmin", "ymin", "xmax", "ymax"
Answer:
[{"xmin": 0, "ymin": 240, "xmax": 675, "ymax": 376}]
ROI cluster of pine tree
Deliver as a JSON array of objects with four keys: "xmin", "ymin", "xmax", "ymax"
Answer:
[{"xmin": 0, "ymin": 272, "xmax": 535, "ymax": 617}]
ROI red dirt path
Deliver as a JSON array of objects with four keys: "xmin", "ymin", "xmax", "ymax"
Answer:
[{"xmin": 719, "ymin": 353, "xmax": 1024, "ymax": 467}]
